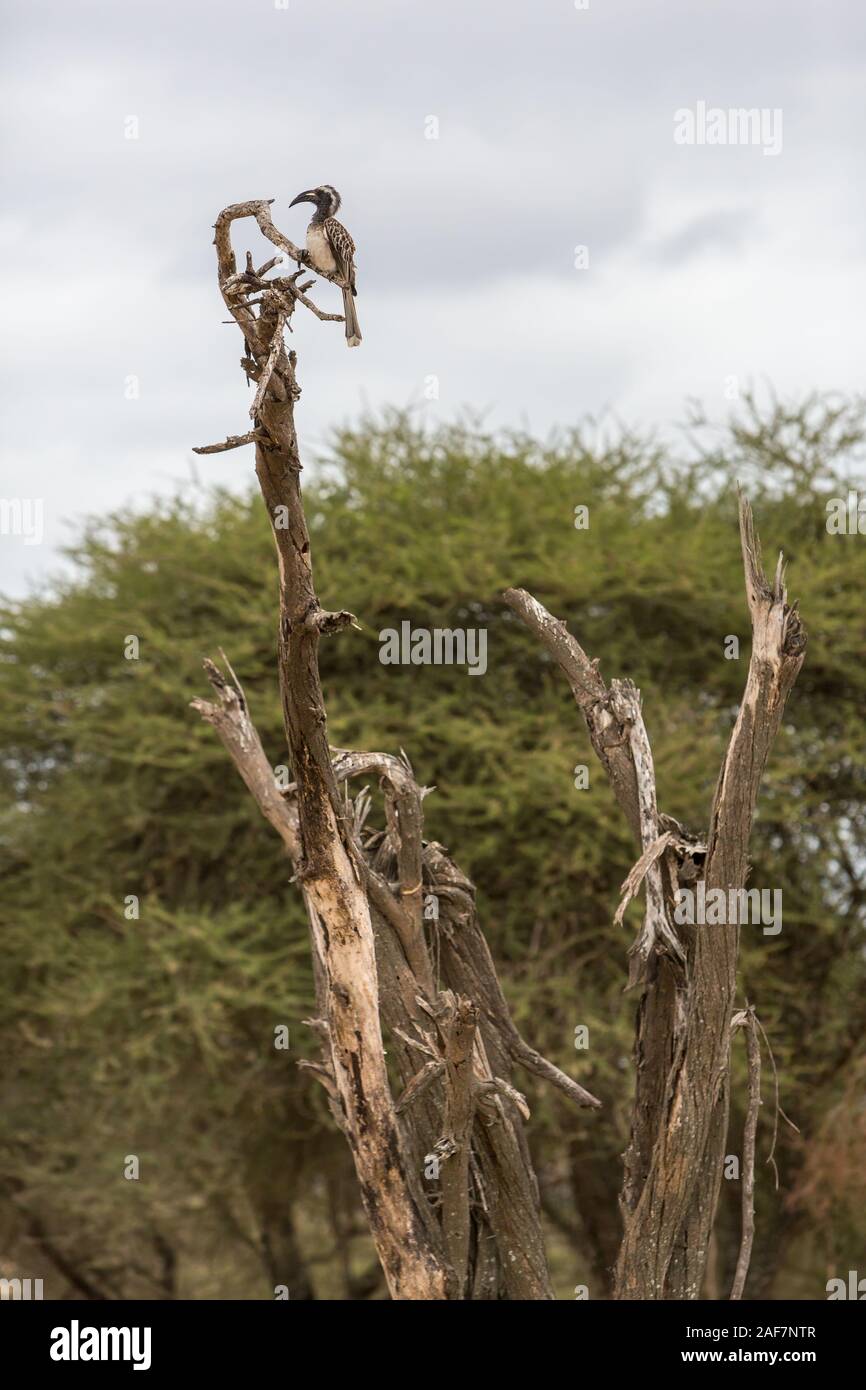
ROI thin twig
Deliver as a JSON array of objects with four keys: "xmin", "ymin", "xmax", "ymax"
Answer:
[
  {"xmin": 730, "ymin": 1005, "xmax": 760, "ymax": 1300},
  {"xmin": 753, "ymin": 1009, "xmax": 799, "ymax": 1192}
]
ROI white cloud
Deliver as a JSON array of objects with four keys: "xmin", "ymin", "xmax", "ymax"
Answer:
[{"xmin": 2, "ymin": 0, "xmax": 865, "ymax": 594}]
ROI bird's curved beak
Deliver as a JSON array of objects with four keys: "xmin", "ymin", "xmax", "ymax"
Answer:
[{"xmin": 290, "ymin": 191, "xmax": 316, "ymax": 208}]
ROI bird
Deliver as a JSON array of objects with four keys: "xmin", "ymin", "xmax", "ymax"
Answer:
[{"xmin": 289, "ymin": 185, "xmax": 361, "ymax": 347}]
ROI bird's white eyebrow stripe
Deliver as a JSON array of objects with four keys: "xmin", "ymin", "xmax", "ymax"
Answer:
[{"xmin": 317, "ymin": 185, "xmax": 340, "ymax": 214}]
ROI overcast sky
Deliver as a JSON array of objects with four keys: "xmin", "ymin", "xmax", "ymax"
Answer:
[{"xmin": 2, "ymin": 0, "xmax": 865, "ymax": 594}]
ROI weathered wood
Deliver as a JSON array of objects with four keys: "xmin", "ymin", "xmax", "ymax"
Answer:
[
  {"xmin": 730, "ymin": 1006, "xmax": 761, "ymax": 1300},
  {"xmin": 438, "ymin": 994, "xmax": 479, "ymax": 1293},
  {"xmin": 192, "ymin": 201, "xmax": 603, "ymax": 1300},
  {"xmin": 202, "ymin": 203, "xmax": 448, "ymax": 1300},
  {"xmin": 505, "ymin": 490, "xmax": 805, "ymax": 1300}
]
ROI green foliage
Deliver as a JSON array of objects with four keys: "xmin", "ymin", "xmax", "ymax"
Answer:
[{"xmin": 1, "ymin": 391, "xmax": 864, "ymax": 1297}]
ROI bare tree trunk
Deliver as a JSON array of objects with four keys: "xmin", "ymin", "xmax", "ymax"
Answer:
[
  {"xmin": 192, "ymin": 202, "xmax": 448, "ymax": 1300},
  {"xmin": 504, "ymin": 497, "xmax": 805, "ymax": 1300},
  {"xmin": 191, "ymin": 201, "xmax": 599, "ymax": 1299}
]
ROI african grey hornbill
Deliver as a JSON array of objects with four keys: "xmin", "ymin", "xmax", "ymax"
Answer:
[{"xmin": 289, "ymin": 185, "xmax": 361, "ymax": 347}]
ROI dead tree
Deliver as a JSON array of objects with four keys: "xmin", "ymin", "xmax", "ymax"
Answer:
[
  {"xmin": 505, "ymin": 499, "xmax": 806, "ymax": 1299},
  {"xmin": 191, "ymin": 200, "xmax": 804, "ymax": 1301},
  {"xmin": 191, "ymin": 201, "xmax": 600, "ymax": 1301}
]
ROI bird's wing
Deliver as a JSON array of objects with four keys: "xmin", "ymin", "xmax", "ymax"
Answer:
[{"xmin": 324, "ymin": 217, "xmax": 357, "ymax": 291}]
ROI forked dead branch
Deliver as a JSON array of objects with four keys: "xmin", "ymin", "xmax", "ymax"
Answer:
[
  {"xmin": 504, "ymin": 493, "xmax": 806, "ymax": 1299},
  {"xmin": 191, "ymin": 202, "xmax": 600, "ymax": 1301}
]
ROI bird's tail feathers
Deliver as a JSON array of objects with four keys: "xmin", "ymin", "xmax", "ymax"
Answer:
[{"xmin": 342, "ymin": 287, "xmax": 362, "ymax": 347}]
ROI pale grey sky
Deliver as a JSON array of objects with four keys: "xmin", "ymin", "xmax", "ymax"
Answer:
[{"xmin": 2, "ymin": 0, "xmax": 865, "ymax": 593}]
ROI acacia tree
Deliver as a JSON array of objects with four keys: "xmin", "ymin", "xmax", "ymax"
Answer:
[{"xmin": 191, "ymin": 201, "xmax": 805, "ymax": 1299}]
